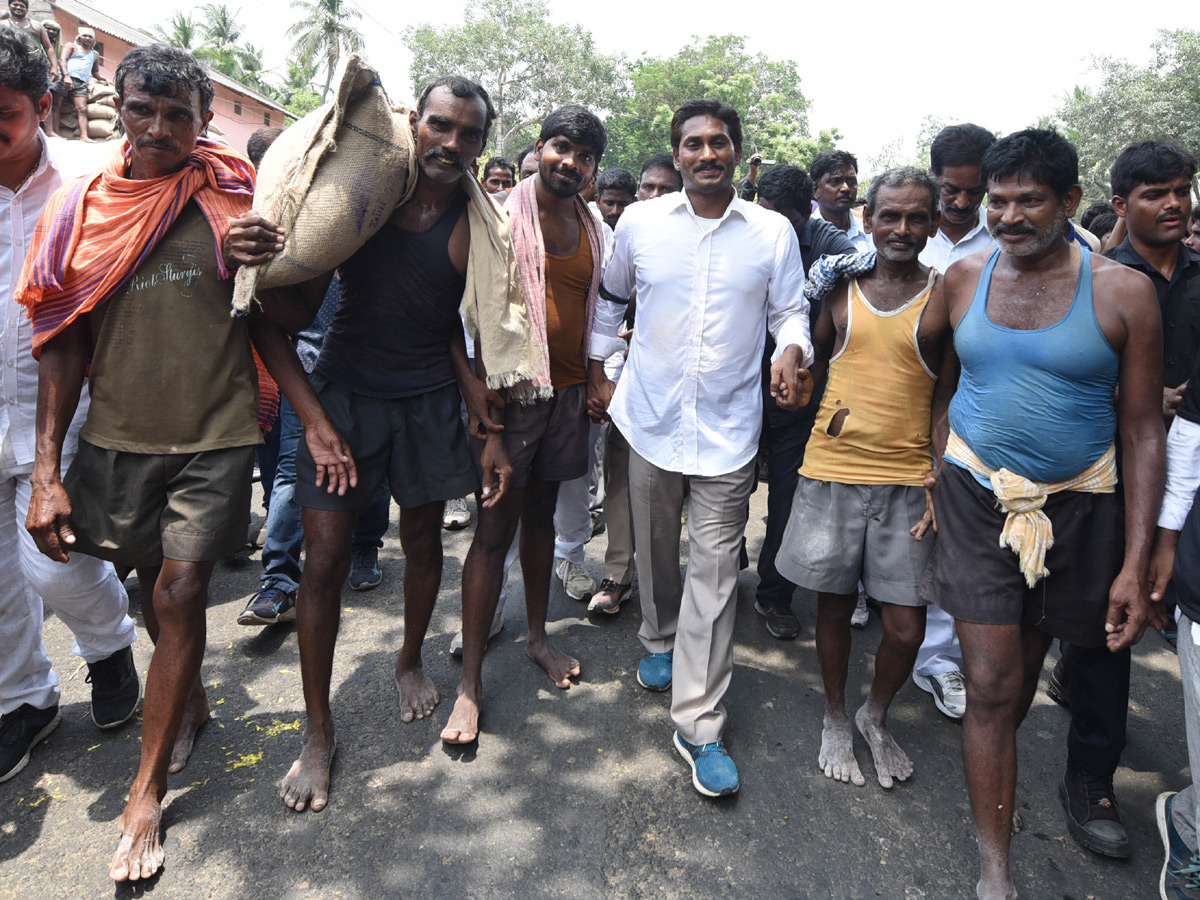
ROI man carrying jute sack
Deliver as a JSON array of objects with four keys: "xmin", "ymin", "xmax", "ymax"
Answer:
[{"xmin": 225, "ymin": 75, "xmax": 541, "ymax": 814}]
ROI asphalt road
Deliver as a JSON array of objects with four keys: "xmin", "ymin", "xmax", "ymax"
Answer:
[{"xmin": 0, "ymin": 486, "xmax": 1187, "ymax": 900}]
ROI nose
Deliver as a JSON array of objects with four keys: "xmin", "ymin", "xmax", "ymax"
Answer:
[{"xmin": 697, "ymin": 141, "xmax": 717, "ymax": 162}]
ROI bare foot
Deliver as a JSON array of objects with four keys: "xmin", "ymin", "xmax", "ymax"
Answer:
[
  {"xmin": 109, "ymin": 793, "xmax": 165, "ymax": 882},
  {"xmin": 854, "ymin": 704, "xmax": 913, "ymax": 790},
  {"xmin": 976, "ymin": 877, "xmax": 1018, "ymax": 900},
  {"xmin": 818, "ymin": 711, "xmax": 865, "ymax": 786},
  {"xmin": 280, "ymin": 728, "xmax": 335, "ymax": 812},
  {"xmin": 440, "ymin": 692, "xmax": 480, "ymax": 744},
  {"xmin": 394, "ymin": 661, "xmax": 439, "ymax": 722},
  {"xmin": 525, "ymin": 635, "xmax": 580, "ymax": 688},
  {"xmin": 168, "ymin": 686, "xmax": 211, "ymax": 774}
]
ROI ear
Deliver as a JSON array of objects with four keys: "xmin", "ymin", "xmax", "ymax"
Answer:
[
  {"xmin": 36, "ymin": 89, "xmax": 50, "ymax": 123},
  {"xmin": 929, "ymin": 207, "xmax": 941, "ymax": 238},
  {"xmin": 734, "ymin": 144, "xmax": 743, "ymax": 167},
  {"xmin": 409, "ymin": 107, "xmax": 417, "ymax": 130},
  {"xmin": 1063, "ymin": 184, "xmax": 1083, "ymax": 220},
  {"xmin": 672, "ymin": 147, "xmax": 680, "ymax": 171},
  {"xmin": 1111, "ymin": 194, "xmax": 1127, "ymax": 219}
]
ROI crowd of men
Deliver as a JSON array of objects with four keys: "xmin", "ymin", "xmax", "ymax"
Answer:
[{"xmin": 3, "ymin": 35, "xmax": 1200, "ymax": 900}]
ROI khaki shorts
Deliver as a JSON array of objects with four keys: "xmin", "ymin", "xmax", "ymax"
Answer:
[
  {"xmin": 775, "ymin": 476, "xmax": 933, "ymax": 606},
  {"xmin": 65, "ymin": 439, "xmax": 256, "ymax": 568}
]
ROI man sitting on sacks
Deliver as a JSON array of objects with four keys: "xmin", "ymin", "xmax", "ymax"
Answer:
[
  {"xmin": 227, "ymin": 76, "xmax": 541, "ymax": 814},
  {"xmin": 17, "ymin": 44, "xmax": 355, "ymax": 881}
]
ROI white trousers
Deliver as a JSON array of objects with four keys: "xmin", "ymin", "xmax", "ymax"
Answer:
[
  {"xmin": 553, "ymin": 421, "xmax": 603, "ymax": 565},
  {"xmin": 0, "ymin": 451, "xmax": 136, "ymax": 715},
  {"xmin": 914, "ymin": 604, "xmax": 962, "ymax": 676}
]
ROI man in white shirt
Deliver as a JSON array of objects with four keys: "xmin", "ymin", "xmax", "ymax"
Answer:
[
  {"xmin": 588, "ymin": 98, "xmax": 813, "ymax": 797},
  {"xmin": 810, "ymin": 149, "xmax": 871, "ymax": 253},
  {"xmin": 0, "ymin": 28, "xmax": 137, "ymax": 784},
  {"xmin": 911, "ymin": 123, "xmax": 997, "ymax": 723}
]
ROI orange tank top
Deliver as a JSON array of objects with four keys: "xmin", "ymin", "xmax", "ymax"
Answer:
[
  {"xmin": 544, "ymin": 218, "xmax": 592, "ymax": 389},
  {"xmin": 801, "ymin": 272, "xmax": 937, "ymax": 486}
]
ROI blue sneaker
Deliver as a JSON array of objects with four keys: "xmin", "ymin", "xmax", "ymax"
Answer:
[
  {"xmin": 637, "ymin": 650, "xmax": 672, "ymax": 691},
  {"xmin": 674, "ymin": 732, "xmax": 739, "ymax": 797},
  {"xmin": 1158, "ymin": 792, "xmax": 1200, "ymax": 899}
]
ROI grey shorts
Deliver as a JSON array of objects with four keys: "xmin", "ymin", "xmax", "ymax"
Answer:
[
  {"xmin": 65, "ymin": 439, "xmax": 256, "ymax": 568},
  {"xmin": 295, "ymin": 375, "xmax": 477, "ymax": 512},
  {"xmin": 775, "ymin": 476, "xmax": 934, "ymax": 606},
  {"xmin": 52, "ymin": 77, "xmax": 88, "ymax": 99},
  {"xmin": 471, "ymin": 383, "xmax": 590, "ymax": 489}
]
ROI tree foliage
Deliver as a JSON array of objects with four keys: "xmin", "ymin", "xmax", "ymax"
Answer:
[
  {"xmin": 403, "ymin": 0, "xmax": 624, "ymax": 157},
  {"xmin": 602, "ymin": 35, "xmax": 833, "ymax": 174},
  {"xmin": 287, "ymin": 0, "xmax": 364, "ymax": 102},
  {"xmin": 1057, "ymin": 29, "xmax": 1200, "ymax": 206}
]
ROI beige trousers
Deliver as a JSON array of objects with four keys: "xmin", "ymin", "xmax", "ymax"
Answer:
[{"xmin": 628, "ymin": 448, "xmax": 755, "ymax": 745}]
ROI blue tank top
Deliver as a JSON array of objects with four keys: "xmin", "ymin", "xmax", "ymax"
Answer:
[{"xmin": 947, "ymin": 246, "xmax": 1119, "ymax": 483}]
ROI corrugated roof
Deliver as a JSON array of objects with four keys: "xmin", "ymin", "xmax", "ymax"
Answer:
[{"xmin": 50, "ymin": 0, "xmax": 289, "ymax": 115}]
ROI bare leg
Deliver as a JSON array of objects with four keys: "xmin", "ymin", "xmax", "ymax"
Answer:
[
  {"xmin": 280, "ymin": 508, "xmax": 354, "ymax": 812},
  {"xmin": 135, "ymin": 565, "xmax": 210, "ymax": 774},
  {"xmin": 110, "ymin": 559, "xmax": 213, "ymax": 882},
  {"xmin": 521, "ymin": 477, "xmax": 580, "ymax": 688},
  {"xmin": 443, "ymin": 487, "xmax": 523, "ymax": 743},
  {"xmin": 73, "ymin": 96, "xmax": 92, "ymax": 141},
  {"xmin": 958, "ymin": 621, "xmax": 1053, "ymax": 900},
  {"xmin": 855, "ymin": 603, "xmax": 926, "ymax": 788},
  {"xmin": 46, "ymin": 91, "xmax": 60, "ymax": 136},
  {"xmin": 394, "ymin": 501, "xmax": 443, "ymax": 722},
  {"xmin": 815, "ymin": 590, "xmax": 864, "ymax": 785}
]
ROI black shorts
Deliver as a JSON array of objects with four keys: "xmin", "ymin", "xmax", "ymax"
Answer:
[
  {"xmin": 470, "ymin": 383, "xmax": 590, "ymax": 489},
  {"xmin": 920, "ymin": 463, "xmax": 1124, "ymax": 647},
  {"xmin": 295, "ymin": 376, "xmax": 476, "ymax": 512}
]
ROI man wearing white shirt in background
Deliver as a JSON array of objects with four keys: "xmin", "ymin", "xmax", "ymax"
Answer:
[
  {"xmin": 910, "ymin": 123, "xmax": 997, "ymax": 722},
  {"xmin": 0, "ymin": 29, "xmax": 138, "ymax": 784},
  {"xmin": 588, "ymin": 98, "xmax": 814, "ymax": 797},
  {"xmin": 810, "ymin": 149, "xmax": 871, "ymax": 253}
]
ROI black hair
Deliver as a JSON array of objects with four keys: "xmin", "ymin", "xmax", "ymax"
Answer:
[
  {"xmin": 669, "ymin": 98, "xmax": 742, "ymax": 150},
  {"xmin": 1192, "ymin": 206, "xmax": 1200, "ymax": 225},
  {"xmin": 929, "ymin": 123, "xmax": 996, "ymax": 176},
  {"xmin": 539, "ymin": 104, "xmax": 607, "ymax": 158},
  {"xmin": 1080, "ymin": 200, "xmax": 1115, "ymax": 232},
  {"xmin": 1109, "ymin": 140, "xmax": 1198, "ymax": 199},
  {"xmin": 597, "ymin": 167, "xmax": 637, "ymax": 197},
  {"xmin": 246, "ymin": 126, "xmax": 283, "ymax": 168},
  {"xmin": 515, "ymin": 141, "xmax": 537, "ymax": 172},
  {"xmin": 416, "ymin": 76, "xmax": 496, "ymax": 142},
  {"xmin": 116, "ymin": 44, "xmax": 214, "ymax": 116},
  {"xmin": 639, "ymin": 152, "xmax": 674, "ymax": 177},
  {"xmin": 980, "ymin": 128, "xmax": 1078, "ymax": 202},
  {"xmin": 1088, "ymin": 211, "xmax": 1118, "ymax": 241},
  {"xmin": 810, "ymin": 149, "xmax": 858, "ymax": 184},
  {"xmin": 0, "ymin": 26, "xmax": 48, "ymax": 104},
  {"xmin": 866, "ymin": 166, "xmax": 940, "ymax": 217},
  {"xmin": 757, "ymin": 164, "xmax": 814, "ymax": 211},
  {"xmin": 482, "ymin": 156, "xmax": 515, "ymax": 180}
]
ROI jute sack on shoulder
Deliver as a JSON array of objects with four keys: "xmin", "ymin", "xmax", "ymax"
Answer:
[{"xmin": 232, "ymin": 55, "xmax": 417, "ymax": 314}]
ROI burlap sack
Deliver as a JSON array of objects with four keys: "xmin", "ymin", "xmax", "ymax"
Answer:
[
  {"xmin": 232, "ymin": 55, "xmax": 417, "ymax": 314},
  {"xmin": 86, "ymin": 118, "xmax": 115, "ymax": 139},
  {"xmin": 88, "ymin": 82, "xmax": 116, "ymax": 103},
  {"xmin": 87, "ymin": 101, "xmax": 117, "ymax": 121}
]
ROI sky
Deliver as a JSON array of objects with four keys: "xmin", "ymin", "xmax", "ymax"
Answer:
[{"xmin": 118, "ymin": 0, "xmax": 1188, "ymax": 172}]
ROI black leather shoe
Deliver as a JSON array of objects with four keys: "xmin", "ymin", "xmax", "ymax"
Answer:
[
  {"xmin": 1060, "ymin": 763, "xmax": 1130, "ymax": 858},
  {"xmin": 1047, "ymin": 656, "xmax": 1070, "ymax": 708},
  {"xmin": 754, "ymin": 600, "xmax": 800, "ymax": 640}
]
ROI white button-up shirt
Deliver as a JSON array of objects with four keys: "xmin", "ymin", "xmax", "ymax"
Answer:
[
  {"xmin": 1, "ymin": 134, "xmax": 103, "ymax": 468},
  {"xmin": 813, "ymin": 205, "xmax": 871, "ymax": 253},
  {"xmin": 919, "ymin": 206, "xmax": 995, "ymax": 272},
  {"xmin": 592, "ymin": 189, "xmax": 812, "ymax": 477}
]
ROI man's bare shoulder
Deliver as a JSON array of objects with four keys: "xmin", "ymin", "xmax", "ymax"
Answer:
[{"xmin": 1091, "ymin": 252, "xmax": 1157, "ymax": 306}]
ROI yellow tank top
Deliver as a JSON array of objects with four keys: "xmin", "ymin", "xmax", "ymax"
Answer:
[{"xmin": 801, "ymin": 272, "xmax": 937, "ymax": 486}]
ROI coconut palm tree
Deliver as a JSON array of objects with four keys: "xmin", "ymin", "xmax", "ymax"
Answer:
[
  {"xmin": 287, "ymin": 0, "xmax": 364, "ymax": 101},
  {"xmin": 153, "ymin": 12, "xmax": 201, "ymax": 50}
]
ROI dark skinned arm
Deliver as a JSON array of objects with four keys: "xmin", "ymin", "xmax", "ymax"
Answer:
[
  {"xmin": 1106, "ymin": 268, "xmax": 1167, "ymax": 652},
  {"xmin": 468, "ymin": 347, "xmax": 512, "ymax": 507},
  {"xmin": 450, "ymin": 328, "xmax": 504, "ymax": 439},
  {"xmin": 26, "ymin": 319, "xmax": 89, "ymax": 562}
]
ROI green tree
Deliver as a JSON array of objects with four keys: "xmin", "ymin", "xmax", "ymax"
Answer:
[
  {"xmin": 1057, "ymin": 29, "xmax": 1200, "ymax": 206},
  {"xmin": 602, "ymin": 35, "xmax": 834, "ymax": 174},
  {"xmin": 153, "ymin": 12, "xmax": 201, "ymax": 51},
  {"xmin": 279, "ymin": 58, "xmax": 322, "ymax": 117},
  {"xmin": 404, "ymin": 0, "xmax": 624, "ymax": 157},
  {"xmin": 287, "ymin": 0, "xmax": 365, "ymax": 102}
]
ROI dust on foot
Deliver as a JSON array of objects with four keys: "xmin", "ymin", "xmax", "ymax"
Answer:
[
  {"xmin": 279, "ymin": 731, "xmax": 336, "ymax": 812},
  {"xmin": 525, "ymin": 636, "xmax": 580, "ymax": 688},
  {"xmin": 168, "ymin": 687, "xmax": 211, "ymax": 774},
  {"xmin": 394, "ymin": 662, "xmax": 439, "ymax": 722},
  {"xmin": 818, "ymin": 711, "xmax": 865, "ymax": 786},
  {"xmin": 976, "ymin": 878, "xmax": 1018, "ymax": 900},
  {"xmin": 440, "ymin": 693, "xmax": 480, "ymax": 744},
  {"xmin": 109, "ymin": 794, "xmax": 164, "ymax": 882},
  {"xmin": 854, "ymin": 704, "xmax": 913, "ymax": 789}
]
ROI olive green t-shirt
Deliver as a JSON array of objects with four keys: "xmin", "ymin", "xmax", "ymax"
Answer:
[{"xmin": 82, "ymin": 203, "xmax": 261, "ymax": 453}]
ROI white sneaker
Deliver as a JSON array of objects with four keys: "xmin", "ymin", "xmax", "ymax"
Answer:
[
  {"xmin": 555, "ymin": 558, "xmax": 596, "ymax": 601},
  {"xmin": 850, "ymin": 593, "xmax": 870, "ymax": 629},
  {"xmin": 912, "ymin": 669, "xmax": 967, "ymax": 720},
  {"xmin": 443, "ymin": 497, "xmax": 472, "ymax": 530},
  {"xmin": 449, "ymin": 611, "xmax": 504, "ymax": 659}
]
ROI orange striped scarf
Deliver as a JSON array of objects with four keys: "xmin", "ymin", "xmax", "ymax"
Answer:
[{"xmin": 15, "ymin": 136, "xmax": 255, "ymax": 357}]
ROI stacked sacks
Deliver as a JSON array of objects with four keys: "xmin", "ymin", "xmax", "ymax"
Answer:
[
  {"xmin": 231, "ymin": 55, "xmax": 417, "ymax": 314},
  {"xmin": 85, "ymin": 81, "xmax": 120, "ymax": 140}
]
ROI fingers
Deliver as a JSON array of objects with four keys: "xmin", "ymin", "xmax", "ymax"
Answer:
[{"xmin": 488, "ymin": 464, "xmax": 512, "ymax": 507}]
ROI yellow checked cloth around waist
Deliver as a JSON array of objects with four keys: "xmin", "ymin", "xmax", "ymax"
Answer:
[{"xmin": 944, "ymin": 430, "xmax": 1117, "ymax": 588}]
